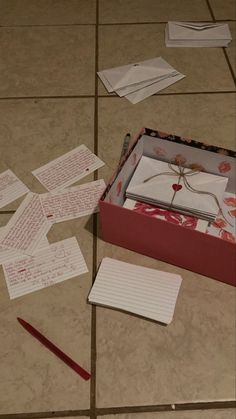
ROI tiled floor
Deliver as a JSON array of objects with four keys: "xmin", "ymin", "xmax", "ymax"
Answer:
[{"xmin": 0, "ymin": 1, "xmax": 235, "ymax": 419}]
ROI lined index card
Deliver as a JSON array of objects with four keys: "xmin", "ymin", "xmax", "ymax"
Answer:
[
  {"xmin": 88, "ymin": 257, "xmax": 183, "ymax": 324},
  {"xmin": 0, "ymin": 193, "xmax": 51, "ymax": 256},
  {"xmin": 32, "ymin": 145, "xmax": 105, "ymax": 191},
  {"xmin": 0, "ymin": 169, "xmax": 29, "ymax": 208},
  {"xmin": 3, "ymin": 237, "xmax": 88, "ymax": 299}
]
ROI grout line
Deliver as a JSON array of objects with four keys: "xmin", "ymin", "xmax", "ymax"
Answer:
[
  {"xmin": 0, "ymin": 91, "xmax": 235, "ymax": 102},
  {"xmin": 205, "ymin": 0, "xmax": 216, "ymax": 21},
  {"xmin": 222, "ymin": 48, "xmax": 236, "ymax": 86},
  {"xmin": 96, "ymin": 401, "xmax": 236, "ymax": 415},
  {"xmin": 0, "ymin": 411, "xmax": 91, "ymax": 419},
  {"xmin": 90, "ymin": 1, "xmax": 99, "ymax": 419},
  {"xmin": 0, "ymin": 211, "xmax": 16, "ymax": 214},
  {"xmin": 1, "ymin": 401, "xmax": 235, "ymax": 419},
  {"xmin": 1, "ymin": 19, "xmax": 235, "ymax": 28},
  {"xmin": 0, "ymin": 23, "xmax": 95, "ymax": 28}
]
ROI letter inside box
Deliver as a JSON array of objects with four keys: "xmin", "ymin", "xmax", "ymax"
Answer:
[{"xmin": 99, "ymin": 128, "xmax": 236, "ymax": 286}]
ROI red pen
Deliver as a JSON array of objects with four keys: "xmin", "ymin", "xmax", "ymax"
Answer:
[{"xmin": 17, "ymin": 317, "xmax": 91, "ymax": 381}]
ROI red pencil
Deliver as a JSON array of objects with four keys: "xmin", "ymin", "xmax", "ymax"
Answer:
[{"xmin": 17, "ymin": 317, "xmax": 91, "ymax": 381}]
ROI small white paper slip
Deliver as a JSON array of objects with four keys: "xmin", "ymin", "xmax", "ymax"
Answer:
[
  {"xmin": 88, "ymin": 257, "xmax": 183, "ymax": 324},
  {"xmin": 2, "ymin": 237, "xmax": 88, "ymax": 299},
  {"xmin": 0, "ymin": 169, "xmax": 29, "ymax": 209},
  {"xmin": 40, "ymin": 179, "xmax": 106, "ymax": 223},
  {"xmin": 32, "ymin": 145, "xmax": 105, "ymax": 192},
  {"xmin": 0, "ymin": 193, "xmax": 51, "ymax": 256},
  {"xmin": 0, "ymin": 227, "xmax": 49, "ymax": 265}
]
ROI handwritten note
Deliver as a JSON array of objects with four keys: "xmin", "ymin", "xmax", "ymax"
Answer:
[
  {"xmin": 0, "ymin": 169, "xmax": 29, "ymax": 208},
  {"xmin": 0, "ymin": 193, "xmax": 51, "ymax": 255},
  {"xmin": 32, "ymin": 145, "xmax": 105, "ymax": 191},
  {"xmin": 40, "ymin": 179, "xmax": 106, "ymax": 223},
  {"xmin": 88, "ymin": 257, "xmax": 183, "ymax": 324},
  {"xmin": 3, "ymin": 237, "xmax": 88, "ymax": 299},
  {"xmin": 0, "ymin": 227, "xmax": 49, "ymax": 265}
]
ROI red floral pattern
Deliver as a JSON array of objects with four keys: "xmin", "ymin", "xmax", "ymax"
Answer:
[
  {"xmin": 218, "ymin": 161, "xmax": 231, "ymax": 173},
  {"xmin": 153, "ymin": 146, "xmax": 166, "ymax": 157},
  {"xmin": 173, "ymin": 154, "xmax": 187, "ymax": 165},
  {"xmin": 132, "ymin": 202, "xmax": 198, "ymax": 229},
  {"xmin": 189, "ymin": 163, "xmax": 205, "ymax": 172},
  {"xmin": 223, "ymin": 196, "xmax": 236, "ymax": 207},
  {"xmin": 116, "ymin": 180, "xmax": 122, "ymax": 196},
  {"xmin": 220, "ymin": 230, "xmax": 236, "ymax": 243}
]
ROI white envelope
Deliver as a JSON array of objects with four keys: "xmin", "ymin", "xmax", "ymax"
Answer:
[
  {"xmin": 126, "ymin": 156, "xmax": 228, "ymax": 219},
  {"xmin": 98, "ymin": 57, "xmax": 178, "ymax": 92},
  {"xmin": 125, "ymin": 72, "xmax": 185, "ymax": 104},
  {"xmin": 166, "ymin": 21, "xmax": 232, "ymax": 47}
]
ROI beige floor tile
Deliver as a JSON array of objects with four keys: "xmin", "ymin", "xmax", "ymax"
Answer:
[
  {"xmin": 0, "ymin": 0, "xmax": 96, "ymax": 25},
  {"xmin": 97, "ymin": 94, "xmax": 236, "ymax": 181},
  {"xmin": 0, "ymin": 98, "xmax": 94, "ymax": 210},
  {"xmin": 95, "ymin": 239, "xmax": 235, "ymax": 406},
  {"xmin": 96, "ymin": 95, "xmax": 235, "ymax": 407},
  {"xmin": 209, "ymin": 0, "xmax": 236, "ymax": 20},
  {"xmin": 98, "ymin": 25, "xmax": 235, "ymax": 96},
  {"xmin": 99, "ymin": 0, "xmax": 211, "ymax": 23},
  {"xmin": 0, "ymin": 26, "xmax": 95, "ymax": 97},
  {"xmin": 0, "ymin": 215, "xmax": 93, "ymax": 413},
  {"xmin": 227, "ymin": 22, "xmax": 236, "ymax": 76},
  {"xmin": 98, "ymin": 410, "xmax": 236, "ymax": 419}
]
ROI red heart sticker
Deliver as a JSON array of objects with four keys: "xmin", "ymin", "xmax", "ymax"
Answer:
[{"xmin": 172, "ymin": 183, "xmax": 182, "ymax": 191}]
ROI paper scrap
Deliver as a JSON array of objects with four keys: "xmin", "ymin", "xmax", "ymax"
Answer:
[
  {"xmin": 32, "ymin": 145, "xmax": 105, "ymax": 191},
  {"xmin": 0, "ymin": 193, "xmax": 51, "ymax": 255},
  {"xmin": 3, "ymin": 237, "xmax": 88, "ymax": 299},
  {"xmin": 40, "ymin": 179, "xmax": 106, "ymax": 223},
  {"xmin": 0, "ymin": 227, "xmax": 49, "ymax": 265},
  {"xmin": 0, "ymin": 169, "xmax": 29, "ymax": 209},
  {"xmin": 88, "ymin": 257, "xmax": 182, "ymax": 324}
]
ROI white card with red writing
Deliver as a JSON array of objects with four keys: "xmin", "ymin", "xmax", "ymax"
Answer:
[
  {"xmin": 206, "ymin": 192, "xmax": 236, "ymax": 243},
  {"xmin": 0, "ymin": 228, "xmax": 49, "ymax": 265},
  {"xmin": 32, "ymin": 145, "xmax": 105, "ymax": 191},
  {"xmin": 40, "ymin": 179, "xmax": 106, "ymax": 223},
  {"xmin": 2, "ymin": 237, "xmax": 88, "ymax": 299},
  {"xmin": 0, "ymin": 169, "xmax": 29, "ymax": 208},
  {"xmin": 123, "ymin": 199, "xmax": 208, "ymax": 232},
  {"xmin": 0, "ymin": 193, "xmax": 51, "ymax": 255}
]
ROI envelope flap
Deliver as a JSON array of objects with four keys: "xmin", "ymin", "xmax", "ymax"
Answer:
[
  {"xmin": 102, "ymin": 57, "xmax": 175, "ymax": 90},
  {"xmin": 168, "ymin": 22, "xmax": 231, "ymax": 40}
]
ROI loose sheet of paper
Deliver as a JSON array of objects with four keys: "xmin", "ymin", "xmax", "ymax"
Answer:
[
  {"xmin": 3, "ymin": 237, "xmax": 88, "ymax": 299},
  {"xmin": 40, "ymin": 179, "xmax": 106, "ymax": 223},
  {"xmin": 0, "ymin": 169, "xmax": 29, "ymax": 209},
  {"xmin": 88, "ymin": 257, "xmax": 182, "ymax": 324},
  {"xmin": 0, "ymin": 227, "xmax": 49, "ymax": 265},
  {"xmin": 32, "ymin": 145, "xmax": 105, "ymax": 191},
  {"xmin": 0, "ymin": 193, "xmax": 51, "ymax": 255}
]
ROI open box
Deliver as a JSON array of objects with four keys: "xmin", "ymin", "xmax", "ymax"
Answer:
[{"xmin": 99, "ymin": 128, "xmax": 236, "ymax": 286}]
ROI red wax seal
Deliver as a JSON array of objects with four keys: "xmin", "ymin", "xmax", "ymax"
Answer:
[{"xmin": 172, "ymin": 184, "xmax": 182, "ymax": 191}]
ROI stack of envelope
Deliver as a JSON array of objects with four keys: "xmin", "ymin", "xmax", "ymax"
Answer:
[
  {"xmin": 165, "ymin": 22, "xmax": 232, "ymax": 47},
  {"xmin": 126, "ymin": 156, "xmax": 228, "ymax": 221},
  {"xmin": 98, "ymin": 57, "xmax": 185, "ymax": 104}
]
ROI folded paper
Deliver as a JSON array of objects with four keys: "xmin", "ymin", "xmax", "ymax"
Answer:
[
  {"xmin": 165, "ymin": 21, "xmax": 232, "ymax": 47},
  {"xmin": 126, "ymin": 156, "xmax": 228, "ymax": 221},
  {"xmin": 98, "ymin": 57, "xmax": 185, "ymax": 104}
]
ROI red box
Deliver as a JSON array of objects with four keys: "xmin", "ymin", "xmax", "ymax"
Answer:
[{"xmin": 99, "ymin": 128, "xmax": 236, "ymax": 286}]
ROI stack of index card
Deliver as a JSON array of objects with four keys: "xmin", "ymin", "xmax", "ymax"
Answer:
[
  {"xmin": 98, "ymin": 56, "xmax": 185, "ymax": 104},
  {"xmin": 165, "ymin": 21, "xmax": 232, "ymax": 47}
]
